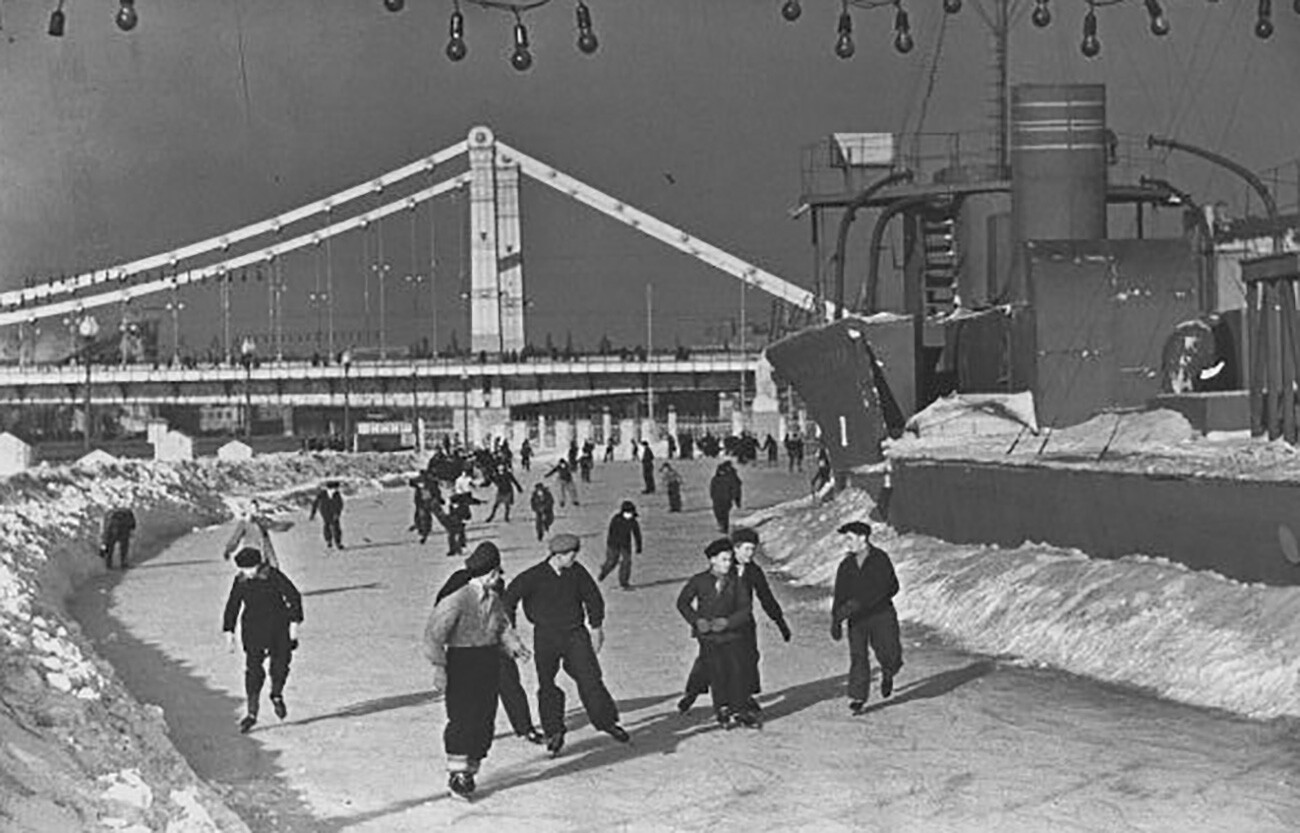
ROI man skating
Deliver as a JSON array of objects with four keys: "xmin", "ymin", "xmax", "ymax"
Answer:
[
  {"xmin": 484, "ymin": 465, "xmax": 523, "ymax": 523},
  {"xmin": 425, "ymin": 542, "xmax": 530, "ymax": 800},
  {"xmin": 222, "ymin": 498, "xmax": 290, "ymax": 568},
  {"xmin": 222, "ymin": 547, "xmax": 303, "ymax": 733},
  {"xmin": 503, "ymin": 533, "xmax": 630, "ymax": 757},
  {"xmin": 544, "ymin": 458, "xmax": 579, "ymax": 507},
  {"xmin": 529, "ymin": 482, "xmax": 556, "ymax": 542},
  {"xmin": 99, "ymin": 506, "xmax": 137, "ymax": 570},
  {"xmin": 830, "ymin": 521, "xmax": 903, "ymax": 715},
  {"xmin": 309, "ymin": 481, "xmax": 345, "ymax": 549},
  {"xmin": 709, "ymin": 461, "xmax": 742, "ymax": 533},
  {"xmin": 598, "ymin": 500, "xmax": 643, "ymax": 590},
  {"xmin": 676, "ymin": 538, "xmax": 757, "ymax": 729}
]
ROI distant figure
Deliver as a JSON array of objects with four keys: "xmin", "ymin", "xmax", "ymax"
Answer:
[
  {"xmin": 640, "ymin": 441, "xmax": 656, "ymax": 494},
  {"xmin": 520, "ymin": 439, "xmax": 533, "ymax": 472},
  {"xmin": 762, "ymin": 434, "xmax": 779, "ymax": 466},
  {"xmin": 630, "ymin": 438, "xmax": 640, "ymax": 461},
  {"xmin": 667, "ymin": 434, "xmax": 677, "ymax": 460},
  {"xmin": 100, "ymin": 506, "xmax": 137, "ymax": 570},
  {"xmin": 661, "ymin": 462, "xmax": 683, "ymax": 513},
  {"xmin": 567, "ymin": 439, "xmax": 580, "ymax": 469},
  {"xmin": 222, "ymin": 547, "xmax": 303, "ymax": 734},
  {"xmin": 222, "ymin": 499, "xmax": 290, "ymax": 568},
  {"xmin": 425, "ymin": 542, "xmax": 530, "ymax": 800},
  {"xmin": 309, "ymin": 481, "xmax": 345, "ymax": 550},
  {"xmin": 410, "ymin": 474, "xmax": 440, "ymax": 544},
  {"xmin": 484, "ymin": 465, "xmax": 523, "ymax": 523},
  {"xmin": 604, "ymin": 438, "xmax": 616, "ymax": 463},
  {"xmin": 544, "ymin": 458, "xmax": 579, "ymax": 507},
  {"xmin": 579, "ymin": 440, "xmax": 595, "ymax": 483},
  {"xmin": 598, "ymin": 501, "xmax": 643, "ymax": 590},
  {"xmin": 708, "ymin": 461, "xmax": 743, "ymax": 533},
  {"xmin": 530, "ymin": 482, "xmax": 556, "ymax": 542},
  {"xmin": 830, "ymin": 521, "xmax": 903, "ymax": 716}
]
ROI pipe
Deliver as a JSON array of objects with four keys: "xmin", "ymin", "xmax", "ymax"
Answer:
[
  {"xmin": 1147, "ymin": 135, "xmax": 1281, "ymax": 250},
  {"xmin": 862, "ymin": 196, "xmax": 941, "ymax": 315},
  {"xmin": 1139, "ymin": 176, "xmax": 1217, "ymax": 313},
  {"xmin": 831, "ymin": 170, "xmax": 914, "ymax": 319}
]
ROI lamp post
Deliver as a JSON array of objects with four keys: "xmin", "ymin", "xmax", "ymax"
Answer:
[
  {"xmin": 240, "ymin": 336, "xmax": 256, "ymax": 438},
  {"xmin": 165, "ymin": 295, "xmax": 185, "ymax": 366},
  {"xmin": 78, "ymin": 314, "xmax": 99, "ymax": 451},
  {"xmin": 341, "ymin": 348, "xmax": 353, "ymax": 452},
  {"xmin": 460, "ymin": 370, "xmax": 470, "ymax": 449}
]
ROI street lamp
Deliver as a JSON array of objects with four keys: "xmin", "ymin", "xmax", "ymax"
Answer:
[
  {"xmin": 341, "ymin": 348, "xmax": 353, "ymax": 452},
  {"xmin": 165, "ymin": 296, "xmax": 185, "ymax": 366},
  {"xmin": 240, "ymin": 336, "xmax": 256, "ymax": 438},
  {"xmin": 460, "ymin": 370, "xmax": 470, "ymax": 449},
  {"xmin": 78, "ymin": 314, "xmax": 99, "ymax": 451}
]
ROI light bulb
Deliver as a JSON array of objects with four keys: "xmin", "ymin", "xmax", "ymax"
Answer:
[
  {"xmin": 48, "ymin": 7, "xmax": 65, "ymax": 37},
  {"xmin": 1255, "ymin": 16, "xmax": 1274, "ymax": 37},
  {"xmin": 383, "ymin": 0, "xmax": 404, "ymax": 11},
  {"xmin": 511, "ymin": 22, "xmax": 533, "ymax": 71},
  {"xmin": 115, "ymin": 0, "xmax": 138, "ymax": 32},
  {"xmin": 576, "ymin": 2, "xmax": 598, "ymax": 54},
  {"xmin": 835, "ymin": 11, "xmax": 854, "ymax": 59},
  {"xmin": 1080, "ymin": 9, "xmax": 1099, "ymax": 57},
  {"xmin": 781, "ymin": 0, "xmax": 802, "ymax": 21},
  {"xmin": 1032, "ymin": 0, "xmax": 1051, "ymax": 27},
  {"xmin": 895, "ymin": 29, "xmax": 914, "ymax": 53},
  {"xmin": 944, "ymin": 0, "xmax": 962, "ymax": 13},
  {"xmin": 447, "ymin": 10, "xmax": 467, "ymax": 62},
  {"xmin": 1150, "ymin": 14, "xmax": 1170, "ymax": 36}
]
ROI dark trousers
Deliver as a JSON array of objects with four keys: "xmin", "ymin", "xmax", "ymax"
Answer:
[
  {"xmin": 558, "ymin": 480, "xmax": 579, "ymax": 506},
  {"xmin": 102, "ymin": 534, "xmax": 131, "ymax": 568},
  {"xmin": 598, "ymin": 546, "xmax": 633, "ymax": 588},
  {"xmin": 445, "ymin": 646, "xmax": 501, "ymax": 772},
  {"xmin": 446, "ymin": 519, "xmax": 467, "ymax": 555},
  {"xmin": 414, "ymin": 508, "xmax": 433, "ymax": 542},
  {"xmin": 641, "ymin": 464, "xmax": 656, "ymax": 493},
  {"xmin": 321, "ymin": 515, "xmax": 342, "ymax": 547},
  {"xmin": 244, "ymin": 632, "xmax": 292, "ymax": 715},
  {"xmin": 534, "ymin": 627, "xmax": 618, "ymax": 737},
  {"xmin": 846, "ymin": 606, "xmax": 903, "ymax": 702},
  {"xmin": 534, "ymin": 513, "xmax": 553, "ymax": 542},
  {"xmin": 667, "ymin": 484, "xmax": 682, "ymax": 512},
  {"xmin": 498, "ymin": 655, "xmax": 536, "ymax": 736},
  {"xmin": 683, "ymin": 625, "xmax": 761, "ymax": 699},
  {"xmin": 712, "ymin": 501, "xmax": 732, "ymax": 533},
  {"xmin": 700, "ymin": 638, "xmax": 748, "ymax": 714},
  {"xmin": 485, "ymin": 493, "xmax": 513, "ymax": 522}
]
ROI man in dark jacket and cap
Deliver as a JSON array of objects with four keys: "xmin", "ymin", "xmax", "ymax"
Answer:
[
  {"xmin": 222, "ymin": 547, "xmax": 303, "ymax": 733},
  {"xmin": 309, "ymin": 481, "xmax": 345, "ymax": 550},
  {"xmin": 502, "ymin": 532, "xmax": 630, "ymax": 757},
  {"xmin": 830, "ymin": 521, "xmax": 903, "ymax": 714},
  {"xmin": 598, "ymin": 500, "xmax": 643, "ymax": 590},
  {"xmin": 676, "ymin": 538, "xmax": 757, "ymax": 729},
  {"xmin": 425, "ymin": 541, "xmax": 529, "ymax": 800},
  {"xmin": 709, "ymin": 461, "xmax": 743, "ymax": 533}
]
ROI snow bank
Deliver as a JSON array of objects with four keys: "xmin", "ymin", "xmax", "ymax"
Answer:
[
  {"xmin": 744, "ymin": 488, "xmax": 1300, "ymax": 721},
  {"xmin": 0, "ymin": 451, "xmax": 420, "ymax": 832}
]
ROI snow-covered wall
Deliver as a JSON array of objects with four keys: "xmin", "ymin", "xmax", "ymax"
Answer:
[{"xmin": 745, "ymin": 489, "xmax": 1300, "ymax": 721}]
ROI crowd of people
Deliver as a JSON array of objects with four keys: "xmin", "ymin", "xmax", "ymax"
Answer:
[{"xmin": 202, "ymin": 426, "xmax": 900, "ymax": 803}]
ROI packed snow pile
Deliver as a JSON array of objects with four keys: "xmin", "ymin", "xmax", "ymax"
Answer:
[
  {"xmin": 743, "ymin": 488, "xmax": 1300, "ymax": 721},
  {"xmin": 903, "ymin": 391, "xmax": 1039, "ymax": 439},
  {"xmin": 0, "ymin": 451, "xmax": 419, "ymax": 832}
]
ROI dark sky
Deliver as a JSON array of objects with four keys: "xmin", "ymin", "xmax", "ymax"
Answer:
[{"xmin": 0, "ymin": 1, "xmax": 1296, "ymax": 356}]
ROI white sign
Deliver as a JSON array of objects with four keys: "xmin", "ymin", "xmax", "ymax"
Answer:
[{"xmin": 356, "ymin": 420, "xmax": 412, "ymax": 436}]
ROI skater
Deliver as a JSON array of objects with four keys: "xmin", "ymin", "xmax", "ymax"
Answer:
[
  {"xmin": 503, "ymin": 533, "xmax": 630, "ymax": 757},
  {"xmin": 222, "ymin": 498, "xmax": 288, "ymax": 568},
  {"xmin": 708, "ymin": 461, "xmax": 743, "ymax": 533},
  {"xmin": 99, "ymin": 506, "xmax": 137, "ymax": 570},
  {"xmin": 519, "ymin": 439, "xmax": 533, "ymax": 472},
  {"xmin": 604, "ymin": 437, "xmax": 616, "ymax": 463},
  {"xmin": 222, "ymin": 547, "xmax": 303, "ymax": 733},
  {"xmin": 661, "ymin": 462, "xmax": 683, "ymax": 513},
  {"xmin": 410, "ymin": 475, "xmax": 440, "ymax": 544},
  {"xmin": 529, "ymin": 482, "xmax": 556, "ymax": 542},
  {"xmin": 598, "ymin": 500, "xmax": 643, "ymax": 590},
  {"xmin": 484, "ymin": 465, "xmax": 523, "ymax": 523},
  {"xmin": 425, "ymin": 542, "xmax": 530, "ymax": 800},
  {"xmin": 640, "ymin": 441, "xmax": 656, "ymax": 494},
  {"xmin": 309, "ymin": 481, "xmax": 345, "ymax": 549},
  {"xmin": 675, "ymin": 538, "xmax": 758, "ymax": 729},
  {"xmin": 446, "ymin": 490, "xmax": 480, "ymax": 557},
  {"xmin": 543, "ymin": 458, "xmax": 579, "ymax": 507},
  {"xmin": 762, "ymin": 434, "xmax": 779, "ymax": 466},
  {"xmin": 579, "ymin": 441, "xmax": 595, "ymax": 483},
  {"xmin": 435, "ymin": 547, "xmax": 546, "ymax": 747},
  {"xmin": 830, "ymin": 521, "xmax": 903, "ymax": 715}
]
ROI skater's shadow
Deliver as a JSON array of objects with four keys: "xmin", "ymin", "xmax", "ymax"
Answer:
[
  {"xmin": 302, "ymin": 581, "xmax": 384, "ymax": 598},
  {"xmin": 133, "ymin": 559, "xmax": 213, "ymax": 571},
  {"xmin": 285, "ymin": 689, "xmax": 439, "ymax": 729},
  {"xmin": 626, "ymin": 575, "xmax": 694, "ymax": 591},
  {"xmin": 861, "ymin": 660, "xmax": 995, "ymax": 715},
  {"xmin": 333, "ymin": 540, "xmax": 407, "ymax": 553}
]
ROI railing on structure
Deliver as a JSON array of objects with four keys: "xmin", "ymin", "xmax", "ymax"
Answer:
[{"xmin": 1241, "ymin": 252, "xmax": 1300, "ymax": 442}]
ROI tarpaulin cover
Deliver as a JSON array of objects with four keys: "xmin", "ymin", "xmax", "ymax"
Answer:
[{"xmin": 765, "ymin": 317, "xmax": 903, "ymax": 469}]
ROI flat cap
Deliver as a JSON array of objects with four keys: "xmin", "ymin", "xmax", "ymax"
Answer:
[
  {"xmin": 548, "ymin": 532, "xmax": 582, "ymax": 554},
  {"xmin": 465, "ymin": 542, "xmax": 502, "ymax": 577},
  {"xmin": 837, "ymin": 521, "xmax": 873, "ymax": 537},
  {"xmin": 704, "ymin": 537, "xmax": 734, "ymax": 558},
  {"xmin": 730, "ymin": 527, "xmax": 759, "ymax": 545},
  {"xmin": 233, "ymin": 547, "xmax": 263, "ymax": 568}
]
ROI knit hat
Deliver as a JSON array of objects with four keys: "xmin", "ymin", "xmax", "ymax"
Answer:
[
  {"xmin": 548, "ymin": 533, "xmax": 582, "ymax": 554},
  {"xmin": 465, "ymin": 542, "xmax": 502, "ymax": 577},
  {"xmin": 704, "ymin": 537, "xmax": 734, "ymax": 558},
  {"xmin": 837, "ymin": 521, "xmax": 873, "ymax": 537},
  {"xmin": 233, "ymin": 547, "xmax": 263, "ymax": 568},
  {"xmin": 730, "ymin": 527, "xmax": 759, "ymax": 545},
  {"xmin": 619, "ymin": 500, "xmax": 637, "ymax": 516}
]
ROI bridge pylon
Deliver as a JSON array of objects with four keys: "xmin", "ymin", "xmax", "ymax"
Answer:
[{"xmin": 468, "ymin": 126, "xmax": 526, "ymax": 355}]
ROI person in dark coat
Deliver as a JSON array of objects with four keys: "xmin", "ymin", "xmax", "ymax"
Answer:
[
  {"xmin": 598, "ymin": 500, "xmax": 643, "ymax": 590},
  {"xmin": 675, "ymin": 538, "xmax": 757, "ymax": 729},
  {"xmin": 222, "ymin": 547, "xmax": 303, "ymax": 733},
  {"xmin": 519, "ymin": 439, "xmax": 533, "ymax": 472},
  {"xmin": 446, "ymin": 491, "xmax": 480, "ymax": 556},
  {"xmin": 425, "ymin": 542, "xmax": 530, "ymax": 800},
  {"xmin": 100, "ymin": 507, "xmax": 137, "ymax": 570},
  {"xmin": 309, "ymin": 481, "xmax": 345, "ymax": 549},
  {"xmin": 409, "ymin": 474, "xmax": 441, "ymax": 544},
  {"xmin": 708, "ymin": 461, "xmax": 743, "ymax": 533},
  {"xmin": 544, "ymin": 458, "xmax": 579, "ymax": 507},
  {"xmin": 661, "ymin": 462, "xmax": 683, "ymax": 513},
  {"xmin": 830, "ymin": 521, "xmax": 903, "ymax": 714},
  {"xmin": 529, "ymin": 482, "xmax": 556, "ymax": 542},
  {"xmin": 484, "ymin": 465, "xmax": 523, "ymax": 523},
  {"xmin": 639, "ymin": 441, "xmax": 656, "ymax": 493},
  {"xmin": 502, "ymin": 533, "xmax": 630, "ymax": 757},
  {"xmin": 676, "ymin": 527, "xmax": 790, "ymax": 715}
]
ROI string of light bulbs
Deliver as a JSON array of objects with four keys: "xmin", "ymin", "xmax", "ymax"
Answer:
[
  {"xmin": 46, "ymin": 0, "xmax": 136, "ymax": 37},
  {"xmin": 778, "ymin": 0, "xmax": 1295, "ymax": 60},
  {"xmin": 383, "ymin": 0, "xmax": 598, "ymax": 71}
]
